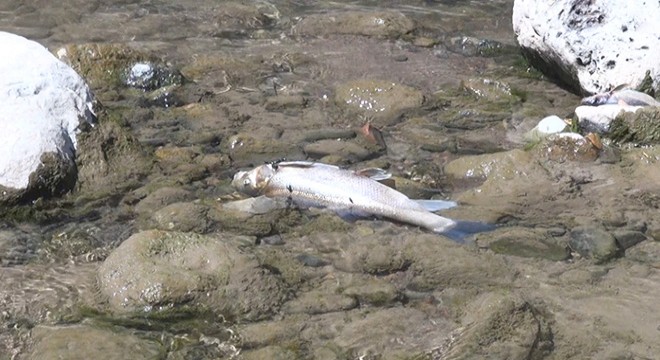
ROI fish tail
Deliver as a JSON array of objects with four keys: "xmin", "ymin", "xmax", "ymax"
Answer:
[
  {"xmin": 414, "ymin": 199, "xmax": 457, "ymax": 211},
  {"xmin": 438, "ymin": 220, "xmax": 496, "ymax": 244}
]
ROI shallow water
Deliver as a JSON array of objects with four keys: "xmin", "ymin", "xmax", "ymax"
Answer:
[{"xmin": 2, "ymin": 1, "xmax": 660, "ymax": 359}]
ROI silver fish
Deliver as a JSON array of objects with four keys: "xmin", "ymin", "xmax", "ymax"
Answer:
[
  {"xmin": 231, "ymin": 161, "xmax": 492, "ymax": 241},
  {"xmin": 581, "ymin": 84, "xmax": 660, "ymax": 107}
]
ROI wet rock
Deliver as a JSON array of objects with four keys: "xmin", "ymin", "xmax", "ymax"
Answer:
[
  {"xmin": 0, "ymin": 32, "xmax": 95, "ymax": 204},
  {"xmin": 295, "ymin": 11, "xmax": 415, "ymax": 38},
  {"xmin": 97, "ymin": 230, "xmax": 286, "ymax": 321},
  {"xmin": 282, "ymin": 291, "xmax": 358, "ymax": 315},
  {"xmin": 462, "ymin": 78, "xmax": 520, "ymax": 103},
  {"xmin": 303, "ymin": 139, "xmax": 378, "ymax": 162},
  {"xmin": 295, "ymin": 128, "xmax": 357, "ymax": 143},
  {"xmin": 330, "ymin": 233, "xmax": 409, "ymax": 275},
  {"xmin": 513, "ymin": 0, "xmax": 660, "ymax": 94},
  {"xmin": 312, "ymin": 307, "xmax": 455, "ymax": 357},
  {"xmin": 343, "ymin": 277, "xmax": 400, "ymax": 307},
  {"xmin": 404, "ymin": 235, "xmax": 513, "ymax": 291},
  {"xmin": 75, "ymin": 112, "xmax": 152, "ymax": 198},
  {"xmin": 148, "ymin": 201, "xmax": 211, "ymax": 233},
  {"xmin": 486, "ymin": 227, "xmax": 570, "ymax": 261},
  {"xmin": 569, "ymin": 226, "xmax": 622, "ymax": 263},
  {"xmin": 56, "ymin": 43, "xmax": 182, "ymax": 91},
  {"xmin": 334, "ymin": 79, "xmax": 424, "ymax": 127},
  {"xmin": 213, "ymin": 2, "xmax": 281, "ymax": 33},
  {"xmin": 241, "ymin": 345, "xmax": 298, "ymax": 360},
  {"xmin": 613, "ymin": 230, "xmax": 647, "ymax": 250},
  {"xmin": 133, "ymin": 186, "xmax": 193, "ymax": 215},
  {"xmin": 576, "ymin": 104, "xmax": 643, "ymax": 134},
  {"xmin": 609, "ymin": 106, "xmax": 660, "ymax": 144},
  {"xmin": 444, "ymin": 148, "xmax": 534, "ymax": 181},
  {"xmin": 446, "ymin": 36, "xmax": 512, "ymax": 57},
  {"xmin": 440, "ymin": 293, "xmax": 552, "ymax": 359},
  {"xmin": 0, "ymin": 228, "xmax": 39, "ymax": 266},
  {"xmin": 264, "ymin": 95, "xmax": 307, "ymax": 112},
  {"xmin": 122, "ymin": 62, "xmax": 183, "ymax": 92},
  {"xmin": 26, "ymin": 324, "xmax": 163, "ymax": 360},
  {"xmin": 238, "ymin": 318, "xmax": 304, "ymax": 349},
  {"xmin": 213, "ymin": 197, "xmax": 301, "ymax": 237},
  {"xmin": 224, "ymin": 132, "xmax": 304, "ymax": 167},
  {"xmin": 534, "ymin": 133, "xmax": 600, "ymax": 163},
  {"xmin": 295, "ymin": 253, "xmax": 330, "ymax": 267}
]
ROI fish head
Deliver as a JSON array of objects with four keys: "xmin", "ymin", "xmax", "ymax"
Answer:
[
  {"xmin": 580, "ymin": 93, "xmax": 611, "ymax": 106},
  {"xmin": 231, "ymin": 164, "xmax": 276, "ymax": 196}
]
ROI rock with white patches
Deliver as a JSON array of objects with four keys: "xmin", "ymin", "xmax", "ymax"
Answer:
[
  {"xmin": 513, "ymin": 0, "xmax": 660, "ymax": 95},
  {"xmin": 0, "ymin": 32, "xmax": 95, "ymax": 203}
]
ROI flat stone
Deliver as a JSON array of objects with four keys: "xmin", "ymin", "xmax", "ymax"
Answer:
[{"xmin": 569, "ymin": 226, "xmax": 622, "ymax": 263}]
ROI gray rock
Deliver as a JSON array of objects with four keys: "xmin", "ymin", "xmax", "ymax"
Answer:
[
  {"xmin": 342, "ymin": 277, "xmax": 400, "ymax": 307},
  {"xmin": 487, "ymin": 227, "xmax": 570, "ymax": 261},
  {"xmin": 334, "ymin": 79, "xmax": 424, "ymax": 127},
  {"xmin": 294, "ymin": 11, "xmax": 415, "ymax": 38},
  {"xmin": 26, "ymin": 324, "xmax": 163, "ymax": 360},
  {"xmin": 0, "ymin": 228, "xmax": 39, "ymax": 266},
  {"xmin": 437, "ymin": 292, "xmax": 552, "ymax": 359},
  {"xmin": 613, "ymin": 230, "xmax": 647, "ymax": 250},
  {"xmin": 569, "ymin": 226, "xmax": 621, "ymax": 263},
  {"xmin": 282, "ymin": 291, "xmax": 358, "ymax": 315},
  {"xmin": 148, "ymin": 201, "xmax": 211, "ymax": 233},
  {"xmin": 97, "ymin": 230, "xmax": 286, "ymax": 321},
  {"xmin": 303, "ymin": 138, "xmax": 376, "ymax": 162},
  {"xmin": 133, "ymin": 186, "xmax": 193, "ymax": 215},
  {"xmin": 513, "ymin": 0, "xmax": 660, "ymax": 94}
]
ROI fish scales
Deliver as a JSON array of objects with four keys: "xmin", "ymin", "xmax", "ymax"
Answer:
[{"xmin": 232, "ymin": 161, "xmax": 457, "ymax": 233}]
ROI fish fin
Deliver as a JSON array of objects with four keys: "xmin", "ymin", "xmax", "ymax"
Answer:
[
  {"xmin": 356, "ymin": 167, "xmax": 391, "ymax": 181},
  {"xmin": 610, "ymin": 83, "xmax": 629, "ymax": 92},
  {"xmin": 414, "ymin": 199, "xmax": 457, "ymax": 211},
  {"xmin": 438, "ymin": 220, "xmax": 496, "ymax": 244},
  {"xmin": 617, "ymin": 99, "xmax": 629, "ymax": 106},
  {"xmin": 334, "ymin": 208, "xmax": 373, "ymax": 222},
  {"xmin": 277, "ymin": 161, "xmax": 342, "ymax": 171}
]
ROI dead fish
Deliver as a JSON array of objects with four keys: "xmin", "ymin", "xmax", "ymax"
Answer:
[
  {"xmin": 232, "ymin": 160, "xmax": 494, "ymax": 242},
  {"xmin": 581, "ymin": 84, "xmax": 660, "ymax": 107}
]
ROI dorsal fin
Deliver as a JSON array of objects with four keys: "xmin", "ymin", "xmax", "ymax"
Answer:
[{"xmin": 355, "ymin": 167, "xmax": 391, "ymax": 181}]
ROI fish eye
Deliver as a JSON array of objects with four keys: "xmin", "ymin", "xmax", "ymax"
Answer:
[{"xmin": 243, "ymin": 178, "xmax": 251, "ymax": 187}]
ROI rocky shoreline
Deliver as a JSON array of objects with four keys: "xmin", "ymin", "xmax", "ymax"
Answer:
[{"xmin": 1, "ymin": 1, "xmax": 659, "ymax": 359}]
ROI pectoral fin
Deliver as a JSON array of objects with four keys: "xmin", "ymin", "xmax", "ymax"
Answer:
[{"xmin": 356, "ymin": 167, "xmax": 391, "ymax": 181}]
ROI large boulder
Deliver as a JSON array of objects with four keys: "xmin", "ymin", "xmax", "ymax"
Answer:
[
  {"xmin": 0, "ymin": 32, "xmax": 95, "ymax": 204},
  {"xmin": 513, "ymin": 0, "xmax": 660, "ymax": 94}
]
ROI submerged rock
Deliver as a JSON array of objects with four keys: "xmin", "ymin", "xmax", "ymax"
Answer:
[
  {"xmin": 97, "ymin": 230, "xmax": 287, "ymax": 321},
  {"xmin": 26, "ymin": 324, "xmax": 163, "ymax": 360},
  {"xmin": 335, "ymin": 79, "xmax": 424, "ymax": 127},
  {"xmin": 56, "ymin": 43, "xmax": 183, "ymax": 92},
  {"xmin": 0, "ymin": 32, "xmax": 96, "ymax": 204},
  {"xmin": 569, "ymin": 226, "xmax": 621, "ymax": 263},
  {"xmin": 486, "ymin": 227, "xmax": 570, "ymax": 261},
  {"xmin": 513, "ymin": 0, "xmax": 660, "ymax": 94},
  {"xmin": 294, "ymin": 11, "xmax": 415, "ymax": 38}
]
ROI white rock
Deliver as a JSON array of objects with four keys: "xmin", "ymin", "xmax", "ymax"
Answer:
[
  {"xmin": 513, "ymin": 0, "xmax": 660, "ymax": 94},
  {"xmin": 0, "ymin": 32, "xmax": 95, "ymax": 191},
  {"xmin": 525, "ymin": 115, "xmax": 568, "ymax": 141},
  {"xmin": 575, "ymin": 104, "xmax": 642, "ymax": 134}
]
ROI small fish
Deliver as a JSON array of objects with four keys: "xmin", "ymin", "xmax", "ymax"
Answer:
[
  {"xmin": 580, "ymin": 84, "xmax": 660, "ymax": 107},
  {"xmin": 232, "ymin": 161, "xmax": 494, "ymax": 242}
]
